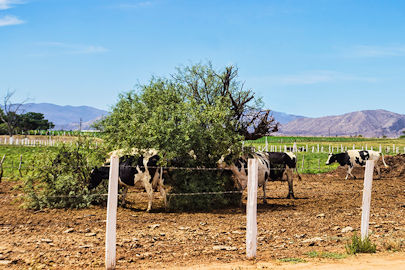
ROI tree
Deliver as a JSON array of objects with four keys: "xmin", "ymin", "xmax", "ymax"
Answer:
[
  {"xmin": 0, "ymin": 90, "xmax": 28, "ymax": 137},
  {"xmin": 95, "ymin": 77, "xmax": 241, "ymax": 166},
  {"xmin": 173, "ymin": 62, "xmax": 279, "ymax": 140},
  {"xmin": 17, "ymin": 112, "xmax": 55, "ymax": 133},
  {"xmin": 95, "ymin": 74, "xmax": 244, "ymax": 210}
]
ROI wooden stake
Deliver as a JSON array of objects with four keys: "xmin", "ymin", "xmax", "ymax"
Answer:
[
  {"xmin": 246, "ymin": 158, "xmax": 258, "ymax": 259},
  {"xmin": 105, "ymin": 155, "xmax": 119, "ymax": 270},
  {"xmin": 361, "ymin": 160, "xmax": 374, "ymax": 240}
]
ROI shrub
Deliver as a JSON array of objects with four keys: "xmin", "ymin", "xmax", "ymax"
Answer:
[
  {"xmin": 345, "ymin": 233, "xmax": 376, "ymax": 254},
  {"xmin": 166, "ymin": 168, "xmax": 241, "ymax": 211},
  {"xmin": 22, "ymin": 137, "xmax": 109, "ymax": 209}
]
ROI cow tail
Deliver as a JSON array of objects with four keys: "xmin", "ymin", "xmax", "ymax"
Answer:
[{"xmin": 381, "ymin": 153, "xmax": 388, "ymax": 167}]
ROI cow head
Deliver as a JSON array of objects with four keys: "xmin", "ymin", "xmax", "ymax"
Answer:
[
  {"xmin": 88, "ymin": 166, "xmax": 110, "ymax": 189},
  {"xmin": 325, "ymin": 153, "xmax": 336, "ymax": 165}
]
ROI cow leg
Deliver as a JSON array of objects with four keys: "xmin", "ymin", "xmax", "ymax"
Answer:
[
  {"xmin": 158, "ymin": 178, "xmax": 167, "ymax": 209},
  {"xmin": 121, "ymin": 186, "xmax": 129, "ymax": 205},
  {"xmin": 285, "ymin": 168, "xmax": 295, "ymax": 199},
  {"xmin": 346, "ymin": 166, "xmax": 355, "ymax": 180},
  {"xmin": 375, "ymin": 164, "xmax": 381, "ymax": 179},
  {"xmin": 142, "ymin": 177, "xmax": 154, "ymax": 212},
  {"xmin": 262, "ymin": 181, "xmax": 267, "ymax": 204},
  {"xmin": 295, "ymin": 167, "xmax": 302, "ymax": 181}
]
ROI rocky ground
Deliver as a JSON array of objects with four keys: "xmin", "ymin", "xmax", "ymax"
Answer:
[{"xmin": 0, "ymin": 155, "xmax": 404, "ymax": 269}]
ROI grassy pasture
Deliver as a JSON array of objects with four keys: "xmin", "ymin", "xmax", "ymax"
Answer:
[
  {"xmin": 1, "ymin": 136, "xmax": 404, "ymax": 178},
  {"xmin": 245, "ymin": 136, "xmax": 405, "ymax": 174},
  {"xmin": 0, "ymin": 144, "xmax": 54, "ymax": 180}
]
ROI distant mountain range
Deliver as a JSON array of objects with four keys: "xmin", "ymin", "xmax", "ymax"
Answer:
[
  {"xmin": 17, "ymin": 103, "xmax": 405, "ymax": 138},
  {"xmin": 20, "ymin": 103, "xmax": 108, "ymax": 130},
  {"xmin": 276, "ymin": 109, "xmax": 405, "ymax": 138}
]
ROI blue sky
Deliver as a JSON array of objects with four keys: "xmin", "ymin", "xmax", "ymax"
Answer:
[{"xmin": 1, "ymin": 0, "xmax": 404, "ymax": 117}]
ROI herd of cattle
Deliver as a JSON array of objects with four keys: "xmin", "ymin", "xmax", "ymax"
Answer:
[{"xmin": 89, "ymin": 149, "xmax": 388, "ymax": 212}]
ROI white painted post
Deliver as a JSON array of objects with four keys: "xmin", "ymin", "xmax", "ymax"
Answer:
[
  {"xmin": 301, "ymin": 155, "xmax": 305, "ymax": 171},
  {"xmin": 284, "ymin": 145, "xmax": 287, "ymax": 152},
  {"xmin": 105, "ymin": 155, "xmax": 119, "ymax": 270},
  {"xmin": 365, "ymin": 144, "xmax": 368, "ymax": 150},
  {"xmin": 246, "ymin": 158, "xmax": 258, "ymax": 259},
  {"xmin": 361, "ymin": 160, "xmax": 375, "ymax": 240},
  {"xmin": 321, "ymin": 146, "xmax": 324, "ymax": 153},
  {"xmin": 265, "ymin": 137, "xmax": 268, "ymax": 151},
  {"xmin": 353, "ymin": 144, "xmax": 355, "ymax": 150},
  {"xmin": 293, "ymin": 142, "xmax": 297, "ymax": 152},
  {"xmin": 317, "ymin": 144, "xmax": 319, "ymax": 153},
  {"xmin": 379, "ymin": 145, "xmax": 382, "ymax": 153}
]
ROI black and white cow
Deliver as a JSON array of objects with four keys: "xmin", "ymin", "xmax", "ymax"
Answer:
[
  {"xmin": 265, "ymin": 151, "xmax": 301, "ymax": 199},
  {"xmin": 218, "ymin": 152, "xmax": 271, "ymax": 204},
  {"xmin": 218, "ymin": 151, "xmax": 300, "ymax": 202},
  {"xmin": 325, "ymin": 150, "xmax": 388, "ymax": 180},
  {"xmin": 89, "ymin": 149, "xmax": 166, "ymax": 212}
]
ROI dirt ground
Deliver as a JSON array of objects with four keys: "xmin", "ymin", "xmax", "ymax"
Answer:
[{"xmin": 0, "ymin": 155, "xmax": 404, "ymax": 269}]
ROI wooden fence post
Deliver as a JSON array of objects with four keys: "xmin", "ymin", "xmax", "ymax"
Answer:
[
  {"xmin": 361, "ymin": 160, "xmax": 374, "ymax": 240},
  {"xmin": 246, "ymin": 158, "xmax": 258, "ymax": 259},
  {"xmin": 105, "ymin": 155, "xmax": 119, "ymax": 270}
]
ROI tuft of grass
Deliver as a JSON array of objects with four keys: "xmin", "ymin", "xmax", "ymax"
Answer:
[
  {"xmin": 345, "ymin": 233, "xmax": 376, "ymax": 254},
  {"xmin": 279, "ymin": 257, "xmax": 306, "ymax": 264},
  {"xmin": 383, "ymin": 238, "xmax": 403, "ymax": 252},
  {"xmin": 306, "ymin": 251, "xmax": 347, "ymax": 259}
]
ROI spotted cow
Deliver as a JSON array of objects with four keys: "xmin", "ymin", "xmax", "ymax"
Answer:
[
  {"xmin": 89, "ymin": 149, "xmax": 166, "ymax": 212},
  {"xmin": 325, "ymin": 150, "xmax": 388, "ymax": 180}
]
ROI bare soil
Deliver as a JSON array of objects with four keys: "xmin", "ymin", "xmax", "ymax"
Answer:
[{"xmin": 0, "ymin": 155, "xmax": 404, "ymax": 269}]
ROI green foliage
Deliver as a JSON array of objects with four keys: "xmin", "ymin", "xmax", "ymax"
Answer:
[
  {"xmin": 17, "ymin": 112, "xmax": 54, "ymax": 133},
  {"xmin": 306, "ymin": 251, "xmax": 347, "ymax": 259},
  {"xmin": 279, "ymin": 257, "xmax": 307, "ymax": 263},
  {"xmin": 95, "ymin": 65, "xmax": 247, "ymax": 210},
  {"xmin": 167, "ymin": 170, "xmax": 240, "ymax": 211},
  {"xmin": 0, "ymin": 145, "xmax": 50, "ymax": 180},
  {"xmin": 22, "ymin": 137, "xmax": 109, "ymax": 209},
  {"xmin": 345, "ymin": 233, "xmax": 377, "ymax": 254}
]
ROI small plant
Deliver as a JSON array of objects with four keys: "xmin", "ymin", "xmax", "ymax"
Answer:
[
  {"xmin": 306, "ymin": 251, "xmax": 347, "ymax": 259},
  {"xmin": 345, "ymin": 233, "xmax": 376, "ymax": 254},
  {"xmin": 279, "ymin": 257, "xmax": 306, "ymax": 264},
  {"xmin": 383, "ymin": 238, "xmax": 402, "ymax": 252},
  {"xmin": 22, "ymin": 137, "xmax": 109, "ymax": 209}
]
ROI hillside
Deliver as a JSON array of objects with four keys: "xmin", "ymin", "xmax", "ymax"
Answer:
[
  {"xmin": 20, "ymin": 103, "xmax": 108, "ymax": 130},
  {"xmin": 277, "ymin": 109, "xmax": 405, "ymax": 138}
]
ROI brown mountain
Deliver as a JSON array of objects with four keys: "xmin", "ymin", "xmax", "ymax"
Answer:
[{"xmin": 276, "ymin": 109, "xmax": 405, "ymax": 138}]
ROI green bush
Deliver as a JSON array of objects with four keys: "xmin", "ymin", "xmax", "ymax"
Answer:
[
  {"xmin": 345, "ymin": 233, "xmax": 377, "ymax": 254},
  {"xmin": 22, "ymin": 137, "xmax": 109, "ymax": 209},
  {"xmin": 166, "ymin": 169, "xmax": 241, "ymax": 211}
]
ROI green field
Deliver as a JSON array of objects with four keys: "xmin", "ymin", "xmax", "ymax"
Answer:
[
  {"xmin": 245, "ymin": 136, "xmax": 405, "ymax": 174},
  {"xmin": 0, "ymin": 145, "xmax": 54, "ymax": 180},
  {"xmin": 1, "ymin": 136, "xmax": 404, "ymax": 178}
]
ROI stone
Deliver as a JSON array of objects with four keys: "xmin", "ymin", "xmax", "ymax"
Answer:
[
  {"xmin": 294, "ymin": 234, "xmax": 306, "ymax": 239},
  {"xmin": 213, "ymin": 245, "xmax": 238, "ymax": 251},
  {"xmin": 40, "ymin": 239, "xmax": 53, "ymax": 243},
  {"xmin": 316, "ymin": 213, "xmax": 325, "ymax": 218},
  {"xmin": 0, "ymin": 260, "xmax": 13, "ymax": 265},
  {"xmin": 341, "ymin": 226, "xmax": 354, "ymax": 233},
  {"xmin": 149, "ymin": 224, "xmax": 160, "ymax": 230},
  {"xmin": 63, "ymin": 228, "xmax": 74, "ymax": 233},
  {"xmin": 302, "ymin": 237, "xmax": 323, "ymax": 243}
]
